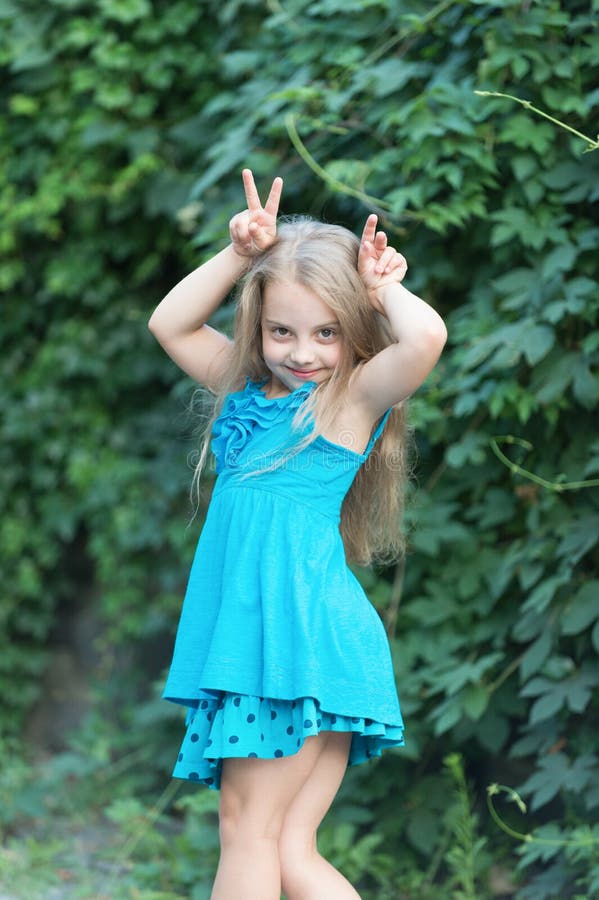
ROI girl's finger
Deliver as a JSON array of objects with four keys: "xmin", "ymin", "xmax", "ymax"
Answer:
[
  {"xmin": 375, "ymin": 246, "xmax": 396, "ymax": 273},
  {"xmin": 374, "ymin": 230, "xmax": 388, "ymax": 251},
  {"xmin": 242, "ymin": 168, "xmax": 262, "ymax": 212},
  {"xmin": 360, "ymin": 214, "xmax": 378, "ymax": 246},
  {"xmin": 264, "ymin": 176, "xmax": 283, "ymax": 216}
]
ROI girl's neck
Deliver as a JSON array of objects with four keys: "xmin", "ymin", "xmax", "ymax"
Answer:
[{"xmin": 262, "ymin": 378, "xmax": 289, "ymax": 400}]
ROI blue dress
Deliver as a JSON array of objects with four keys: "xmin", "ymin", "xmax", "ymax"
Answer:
[{"xmin": 163, "ymin": 379, "xmax": 404, "ymax": 789}]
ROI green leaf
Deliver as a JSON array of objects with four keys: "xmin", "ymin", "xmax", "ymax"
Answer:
[
  {"xmin": 520, "ymin": 629, "xmax": 552, "ymax": 681},
  {"xmin": 445, "ymin": 432, "xmax": 488, "ymax": 468},
  {"xmin": 572, "ymin": 359, "xmax": 599, "ymax": 408},
  {"xmin": 521, "ymin": 323, "xmax": 555, "ymax": 366},
  {"xmin": 460, "ymin": 683, "xmax": 490, "ymax": 720},
  {"xmin": 522, "ymin": 574, "xmax": 569, "ymax": 614},
  {"xmin": 561, "ymin": 582, "xmax": 599, "ymax": 635},
  {"xmin": 540, "ymin": 243, "xmax": 577, "ymax": 279},
  {"xmin": 431, "ymin": 698, "xmax": 462, "ymax": 735},
  {"xmin": 530, "ymin": 689, "xmax": 564, "ymax": 725}
]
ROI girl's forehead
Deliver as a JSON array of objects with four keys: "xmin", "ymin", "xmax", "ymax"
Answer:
[{"xmin": 262, "ymin": 280, "xmax": 337, "ymax": 324}]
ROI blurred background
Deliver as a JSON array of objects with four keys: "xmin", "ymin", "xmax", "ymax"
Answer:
[{"xmin": 1, "ymin": 1, "xmax": 598, "ymax": 897}]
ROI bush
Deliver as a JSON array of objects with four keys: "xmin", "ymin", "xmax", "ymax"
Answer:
[{"xmin": 1, "ymin": 0, "xmax": 598, "ymax": 895}]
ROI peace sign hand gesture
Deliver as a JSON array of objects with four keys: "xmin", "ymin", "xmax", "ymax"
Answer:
[
  {"xmin": 229, "ymin": 168, "xmax": 283, "ymax": 257},
  {"xmin": 358, "ymin": 214, "xmax": 408, "ymax": 314}
]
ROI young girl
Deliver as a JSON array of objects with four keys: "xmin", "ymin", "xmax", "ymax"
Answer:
[{"xmin": 149, "ymin": 169, "xmax": 446, "ymax": 900}]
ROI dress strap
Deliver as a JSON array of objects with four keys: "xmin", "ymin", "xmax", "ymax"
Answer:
[{"xmin": 365, "ymin": 408, "xmax": 392, "ymax": 456}]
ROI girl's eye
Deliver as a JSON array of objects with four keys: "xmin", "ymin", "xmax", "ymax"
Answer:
[
  {"xmin": 272, "ymin": 327, "xmax": 289, "ymax": 337},
  {"xmin": 319, "ymin": 328, "xmax": 337, "ymax": 339}
]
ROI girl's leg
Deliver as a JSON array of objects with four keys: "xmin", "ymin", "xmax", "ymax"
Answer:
[
  {"xmin": 210, "ymin": 733, "xmax": 329, "ymax": 900},
  {"xmin": 279, "ymin": 731, "xmax": 361, "ymax": 900}
]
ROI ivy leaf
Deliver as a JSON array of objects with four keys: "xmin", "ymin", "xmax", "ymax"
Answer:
[
  {"xmin": 520, "ymin": 629, "xmax": 553, "ymax": 681},
  {"xmin": 529, "ymin": 690, "xmax": 564, "ymax": 725},
  {"xmin": 522, "ymin": 573, "xmax": 570, "ymax": 615},
  {"xmin": 445, "ymin": 431, "xmax": 488, "ymax": 467},
  {"xmin": 460, "ymin": 683, "xmax": 490, "ymax": 720},
  {"xmin": 572, "ymin": 358, "xmax": 599, "ymax": 408},
  {"xmin": 520, "ymin": 322, "xmax": 555, "ymax": 366},
  {"xmin": 560, "ymin": 582, "xmax": 599, "ymax": 635},
  {"xmin": 540, "ymin": 243, "xmax": 577, "ymax": 279}
]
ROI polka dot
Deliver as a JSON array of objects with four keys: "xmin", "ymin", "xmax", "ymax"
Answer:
[
  {"xmin": 190, "ymin": 733, "xmax": 199, "ymax": 743},
  {"xmin": 351, "ymin": 717, "xmax": 360, "ymax": 724},
  {"xmin": 189, "ymin": 772, "xmax": 199, "ymax": 781},
  {"xmin": 248, "ymin": 752, "xmax": 258, "ymax": 758},
  {"xmin": 206, "ymin": 739, "xmax": 213, "ymax": 747},
  {"xmin": 303, "ymin": 718, "xmax": 313, "ymax": 728},
  {"xmin": 233, "ymin": 696, "xmax": 241, "ymax": 707},
  {"xmin": 274, "ymin": 749, "xmax": 284, "ymax": 758},
  {"xmin": 365, "ymin": 718, "xmax": 373, "ymax": 726},
  {"xmin": 229, "ymin": 735, "xmax": 239, "ymax": 744},
  {"xmin": 297, "ymin": 738, "xmax": 301, "ymax": 747},
  {"xmin": 178, "ymin": 753, "xmax": 183, "ymax": 762},
  {"xmin": 316, "ymin": 718, "xmax": 322, "ymax": 727},
  {"xmin": 331, "ymin": 715, "xmax": 337, "ymax": 724},
  {"xmin": 200, "ymin": 700, "xmax": 209, "ymax": 709},
  {"xmin": 260, "ymin": 733, "xmax": 265, "ymax": 741},
  {"xmin": 207, "ymin": 712, "xmax": 213, "ymax": 721},
  {"xmin": 271, "ymin": 710, "xmax": 277, "ymax": 720},
  {"xmin": 247, "ymin": 713, "xmax": 256, "ymax": 723},
  {"xmin": 206, "ymin": 777, "xmax": 214, "ymax": 785},
  {"xmin": 286, "ymin": 725, "xmax": 294, "ymax": 735}
]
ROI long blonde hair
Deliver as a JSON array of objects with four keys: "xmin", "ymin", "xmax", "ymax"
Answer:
[{"xmin": 197, "ymin": 217, "xmax": 411, "ymax": 565}]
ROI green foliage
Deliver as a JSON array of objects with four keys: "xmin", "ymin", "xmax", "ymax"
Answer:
[
  {"xmin": 1, "ymin": 0, "xmax": 598, "ymax": 896},
  {"xmin": 444, "ymin": 754, "xmax": 491, "ymax": 900}
]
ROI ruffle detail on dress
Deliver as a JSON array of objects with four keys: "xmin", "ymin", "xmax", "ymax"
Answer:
[
  {"xmin": 172, "ymin": 692, "xmax": 405, "ymax": 790},
  {"xmin": 211, "ymin": 380, "xmax": 314, "ymax": 473}
]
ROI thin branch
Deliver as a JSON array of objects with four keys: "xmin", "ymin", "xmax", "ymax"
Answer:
[
  {"xmin": 385, "ymin": 556, "xmax": 405, "ymax": 639},
  {"xmin": 490, "ymin": 435, "xmax": 599, "ymax": 492},
  {"xmin": 487, "ymin": 784, "xmax": 599, "ymax": 847},
  {"xmin": 285, "ymin": 113, "xmax": 393, "ymax": 214},
  {"xmin": 474, "ymin": 91, "xmax": 599, "ymax": 152},
  {"xmin": 364, "ymin": 0, "xmax": 458, "ymax": 66}
]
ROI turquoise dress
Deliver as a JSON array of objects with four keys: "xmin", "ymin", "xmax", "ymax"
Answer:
[{"xmin": 163, "ymin": 379, "xmax": 404, "ymax": 789}]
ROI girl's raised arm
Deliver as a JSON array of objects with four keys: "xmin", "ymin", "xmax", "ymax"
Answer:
[
  {"xmin": 148, "ymin": 170, "xmax": 282, "ymax": 390},
  {"xmin": 350, "ymin": 214, "xmax": 447, "ymax": 417}
]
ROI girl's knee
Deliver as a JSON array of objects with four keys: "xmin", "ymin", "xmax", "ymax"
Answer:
[
  {"xmin": 278, "ymin": 825, "xmax": 316, "ymax": 889},
  {"xmin": 218, "ymin": 777, "xmax": 285, "ymax": 845}
]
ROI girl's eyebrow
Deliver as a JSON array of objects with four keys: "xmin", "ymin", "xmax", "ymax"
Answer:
[{"xmin": 264, "ymin": 318, "xmax": 340, "ymax": 328}]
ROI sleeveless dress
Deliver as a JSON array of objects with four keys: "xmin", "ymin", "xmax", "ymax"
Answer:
[{"xmin": 163, "ymin": 379, "xmax": 404, "ymax": 789}]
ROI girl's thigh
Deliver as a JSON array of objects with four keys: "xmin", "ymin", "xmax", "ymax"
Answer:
[
  {"xmin": 279, "ymin": 730, "xmax": 351, "ymax": 843},
  {"xmin": 219, "ymin": 732, "xmax": 331, "ymax": 838}
]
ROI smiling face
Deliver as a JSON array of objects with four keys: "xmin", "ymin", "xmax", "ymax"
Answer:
[{"xmin": 260, "ymin": 280, "xmax": 344, "ymax": 397}]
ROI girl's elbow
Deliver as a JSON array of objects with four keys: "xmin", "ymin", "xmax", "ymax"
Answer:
[
  {"xmin": 434, "ymin": 318, "xmax": 448, "ymax": 350},
  {"xmin": 148, "ymin": 310, "xmax": 164, "ymax": 338},
  {"xmin": 421, "ymin": 317, "xmax": 448, "ymax": 355}
]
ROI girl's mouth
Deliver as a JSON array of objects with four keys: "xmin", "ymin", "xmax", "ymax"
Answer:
[{"xmin": 287, "ymin": 367, "xmax": 320, "ymax": 379}]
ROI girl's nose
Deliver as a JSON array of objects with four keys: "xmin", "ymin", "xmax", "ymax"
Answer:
[{"xmin": 291, "ymin": 339, "xmax": 315, "ymax": 366}]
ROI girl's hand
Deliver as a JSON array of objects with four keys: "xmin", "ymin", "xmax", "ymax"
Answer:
[
  {"xmin": 229, "ymin": 168, "xmax": 283, "ymax": 257},
  {"xmin": 358, "ymin": 214, "xmax": 408, "ymax": 313}
]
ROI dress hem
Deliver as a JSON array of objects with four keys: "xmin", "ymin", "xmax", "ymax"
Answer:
[{"xmin": 171, "ymin": 690, "xmax": 405, "ymax": 790}]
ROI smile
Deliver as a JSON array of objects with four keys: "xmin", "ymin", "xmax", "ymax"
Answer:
[{"xmin": 287, "ymin": 367, "xmax": 321, "ymax": 379}]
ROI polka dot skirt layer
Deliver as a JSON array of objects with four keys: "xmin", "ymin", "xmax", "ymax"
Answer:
[{"xmin": 172, "ymin": 692, "xmax": 405, "ymax": 789}]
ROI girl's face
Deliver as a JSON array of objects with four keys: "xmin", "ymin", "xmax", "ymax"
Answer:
[{"xmin": 261, "ymin": 280, "xmax": 344, "ymax": 397}]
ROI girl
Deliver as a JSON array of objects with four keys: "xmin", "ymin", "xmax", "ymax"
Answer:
[{"xmin": 149, "ymin": 169, "xmax": 447, "ymax": 900}]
